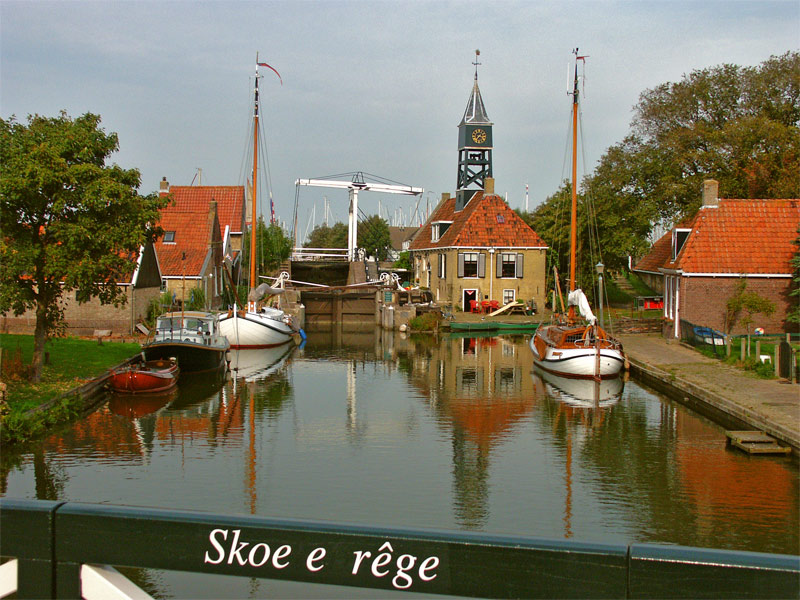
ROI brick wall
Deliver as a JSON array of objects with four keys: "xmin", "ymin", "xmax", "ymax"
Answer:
[
  {"xmin": 1, "ymin": 285, "xmax": 162, "ymax": 336},
  {"xmin": 682, "ymin": 276, "xmax": 796, "ymax": 334}
]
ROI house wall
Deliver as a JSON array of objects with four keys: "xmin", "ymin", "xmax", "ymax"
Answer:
[
  {"xmin": 1, "ymin": 285, "xmax": 162, "ymax": 336},
  {"xmin": 413, "ymin": 248, "xmax": 547, "ymax": 311},
  {"xmin": 637, "ymin": 272, "xmax": 664, "ymax": 295},
  {"xmin": 680, "ymin": 276, "xmax": 796, "ymax": 334}
]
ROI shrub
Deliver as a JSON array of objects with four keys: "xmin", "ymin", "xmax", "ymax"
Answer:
[{"xmin": 408, "ymin": 312, "xmax": 441, "ymax": 331}]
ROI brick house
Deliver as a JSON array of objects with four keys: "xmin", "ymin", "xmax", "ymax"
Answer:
[
  {"xmin": 154, "ymin": 194, "xmax": 224, "ymax": 309},
  {"xmin": 633, "ymin": 180, "xmax": 799, "ymax": 336},
  {"xmin": 408, "ymin": 179, "xmax": 548, "ymax": 312},
  {"xmin": 158, "ymin": 178, "xmax": 246, "ymax": 277},
  {"xmin": 1, "ymin": 241, "xmax": 162, "ymax": 336}
]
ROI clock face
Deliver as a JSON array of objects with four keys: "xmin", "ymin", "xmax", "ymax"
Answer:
[{"xmin": 471, "ymin": 128, "xmax": 487, "ymax": 144}]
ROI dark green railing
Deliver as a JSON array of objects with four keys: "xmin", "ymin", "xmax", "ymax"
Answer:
[{"xmin": 1, "ymin": 498, "xmax": 798, "ymax": 599}]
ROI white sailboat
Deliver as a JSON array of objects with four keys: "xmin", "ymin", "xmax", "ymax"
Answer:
[
  {"xmin": 219, "ymin": 56, "xmax": 294, "ymax": 349},
  {"xmin": 529, "ymin": 50, "xmax": 625, "ymax": 380}
]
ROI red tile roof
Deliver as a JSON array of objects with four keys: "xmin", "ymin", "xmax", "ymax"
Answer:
[
  {"xmin": 167, "ymin": 186, "xmax": 245, "ymax": 234},
  {"xmin": 409, "ymin": 192, "xmax": 547, "ymax": 251},
  {"xmin": 155, "ymin": 210, "xmax": 216, "ymax": 277},
  {"xmin": 638, "ymin": 199, "xmax": 799, "ymax": 275}
]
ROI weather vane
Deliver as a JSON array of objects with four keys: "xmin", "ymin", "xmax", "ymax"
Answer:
[{"xmin": 473, "ymin": 49, "xmax": 481, "ymax": 80}]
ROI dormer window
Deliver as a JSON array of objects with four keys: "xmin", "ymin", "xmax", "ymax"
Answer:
[
  {"xmin": 431, "ymin": 221, "xmax": 452, "ymax": 242},
  {"xmin": 672, "ymin": 228, "xmax": 690, "ymax": 260},
  {"xmin": 164, "ymin": 231, "xmax": 176, "ymax": 243}
]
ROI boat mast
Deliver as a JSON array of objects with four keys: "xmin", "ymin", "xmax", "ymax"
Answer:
[
  {"xmin": 250, "ymin": 56, "xmax": 261, "ymax": 296},
  {"xmin": 568, "ymin": 49, "xmax": 586, "ymax": 319}
]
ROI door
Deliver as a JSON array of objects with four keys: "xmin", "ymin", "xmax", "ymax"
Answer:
[{"xmin": 463, "ymin": 289, "xmax": 478, "ymax": 312}]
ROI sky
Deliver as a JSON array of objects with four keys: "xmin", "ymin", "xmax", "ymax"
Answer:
[{"xmin": 2, "ymin": 0, "xmax": 798, "ymax": 242}]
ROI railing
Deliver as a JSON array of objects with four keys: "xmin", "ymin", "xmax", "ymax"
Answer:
[
  {"xmin": 292, "ymin": 247, "xmax": 349, "ymax": 261},
  {"xmin": 1, "ymin": 498, "xmax": 798, "ymax": 599}
]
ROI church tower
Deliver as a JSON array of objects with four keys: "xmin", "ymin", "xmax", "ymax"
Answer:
[{"xmin": 456, "ymin": 50, "xmax": 493, "ymax": 211}]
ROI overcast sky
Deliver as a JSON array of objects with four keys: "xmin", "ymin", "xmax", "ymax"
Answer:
[{"xmin": 2, "ymin": 0, "xmax": 797, "ymax": 240}]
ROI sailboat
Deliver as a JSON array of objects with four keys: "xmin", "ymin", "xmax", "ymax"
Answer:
[
  {"xmin": 219, "ymin": 57, "xmax": 295, "ymax": 349},
  {"xmin": 529, "ymin": 50, "xmax": 625, "ymax": 379}
]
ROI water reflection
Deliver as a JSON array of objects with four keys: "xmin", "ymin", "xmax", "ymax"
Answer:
[{"xmin": 1, "ymin": 329, "xmax": 797, "ymax": 560}]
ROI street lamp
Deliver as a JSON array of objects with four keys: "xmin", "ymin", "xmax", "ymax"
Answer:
[{"xmin": 595, "ymin": 262, "xmax": 605, "ymax": 329}]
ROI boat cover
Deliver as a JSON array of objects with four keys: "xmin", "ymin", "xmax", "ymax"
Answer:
[{"xmin": 567, "ymin": 289, "xmax": 597, "ymax": 324}]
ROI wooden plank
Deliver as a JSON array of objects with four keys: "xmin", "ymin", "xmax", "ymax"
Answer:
[
  {"xmin": 726, "ymin": 431, "xmax": 792, "ymax": 454},
  {"xmin": 488, "ymin": 302, "xmax": 516, "ymax": 316},
  {"xmin": 726, "ymin": 431, "xmax": 775, "ymax": 444}
]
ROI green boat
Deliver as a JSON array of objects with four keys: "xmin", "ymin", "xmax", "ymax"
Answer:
[{"xmin": 448, "ymin": 321, "xmax": 540, "ymax": 333}]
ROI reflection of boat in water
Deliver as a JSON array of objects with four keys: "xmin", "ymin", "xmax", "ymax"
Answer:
[
  {"xmin": 533, "ymin": 366, "xmax": 623, "ymax": 408},
  {"xmin": 108, "ymin": 388, "xmax": 177, "ymax": 419},
  {"xmin": 108, "ymin": 357, "xmax": 179, "ymax": 394},
  {"xmin": 228, "ymin": 345, "xmax": 295, "ymax": 381}
]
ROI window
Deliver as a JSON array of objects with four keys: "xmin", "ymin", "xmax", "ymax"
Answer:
[
  {"xmin": 497, "ymin": 253, "xmax": 523, "ymax": 278},
  {"xmin": 438, "ymin": 253, "xmax": 446, "ymax": 278},
  {"xmin": 672, "ymin": 229, "xmax": 691, "ymax": 260},
  {"xmin": 431, "ymin": 221, "xmax": 452, "ymax": 242},
  {"xmin": 503, "ymin": 289, "xmax": 516, "ymax": 305},
  {"xmin": 496, "ymin": 214, "xmax": 505, "ymax": 224},
  {"xmin": 458, "ymin": 252, "xmax": 485, "ymax": 278},
  {"xmin": 163, "ymin": 231, "xmax": 176, "ymax": 243}
]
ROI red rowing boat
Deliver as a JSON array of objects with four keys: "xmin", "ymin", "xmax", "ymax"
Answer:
[{"xmin": 109, "ymin": 358, "xmax": 179, "ymax": 394}]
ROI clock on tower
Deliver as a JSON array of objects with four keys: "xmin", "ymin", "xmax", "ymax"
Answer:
[{"xmin": 456, "ymin": 50, "xmax": 493, "ymax": 211}]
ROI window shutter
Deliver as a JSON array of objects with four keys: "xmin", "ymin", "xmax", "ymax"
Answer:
[
  {"xmin": 458, "ymin": 253, "xmax": 465, "ymax": 278},
  {"xmin": 516, "ymin": 253, "xmax": 524, "ymax": 278},
  {"xmin": 478, "ymin": 253, "xmax": 486, "ymax": 278},
  {"xmin": 442, "ymin": 254, "xmax": 446, "ymax": 279},
  {"xmin": 496, "ymin": 253, "xmax": 502, "ymax": 275}
]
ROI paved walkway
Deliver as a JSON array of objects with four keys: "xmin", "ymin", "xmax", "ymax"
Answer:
[{"xmin": 619, "ymin": 333, "xmax": 799, "ymax": 451}]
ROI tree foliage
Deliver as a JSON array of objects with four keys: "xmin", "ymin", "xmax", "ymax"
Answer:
[
  {"xmin": 304, "ymin": 222, "xmax": 348, "ymax": 249},
  {"xmin": 525, "ymin": 52, "xmax": 799, "ymax": 293},
  {"xmin": 357, "ymin": 214, "xmax": 391, "ymax": 261},
  {"xmin": 241, "ymin": 217, "xmax": 293, "ymax": 284},
  {"xmin": 0, "ymin": 112, "xmax": 168, "ymax": 381},
  {"xmin": 725, "ymin": 278, "xmax": 776, "ymax": 335},
  {"xmin": 788, "ymin": 226, "xmax": 800, "ymax": 324}
]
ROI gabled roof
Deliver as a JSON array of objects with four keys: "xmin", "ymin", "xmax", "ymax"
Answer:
[
  {"xmin": 636, "ymin": 199, "xmax": 799, "ymax": 275},
  {"xmin": 388, "ymin": 226, "xmax": 419, "ymax": 250},
  {"xmin": 167, "ymin": 186, "xmax": 245, "ymax": 235},
  {"xmin": 155, "ymin": 209, "xmax": 219, "ymax": 277},
  {"xmin": 409, "ymin": 192, "xmax": 547, "ymax": 251}
]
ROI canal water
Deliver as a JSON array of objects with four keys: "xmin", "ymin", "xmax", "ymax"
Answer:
[{"xmin": 2, "ymin": 329, "xmax": 798, "ymax": 597}]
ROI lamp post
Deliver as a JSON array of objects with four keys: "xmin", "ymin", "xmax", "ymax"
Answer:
[{"xmin": 595, "ymin": 262, "xmax": 605, "ymax": 329}]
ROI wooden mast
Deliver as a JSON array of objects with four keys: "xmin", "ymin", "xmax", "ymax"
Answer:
[
  {"xmin": 249, "ymin": 56, "xmax": 260, "ymax": 301},
  {"xmin": 568, "ymin": 49, "xmax": 585, "ymax": 321}
]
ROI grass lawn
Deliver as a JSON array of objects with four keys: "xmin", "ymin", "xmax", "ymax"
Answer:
[{"xmin": 1, "ymin": 334, "xmax": 141, "ymax": 412}]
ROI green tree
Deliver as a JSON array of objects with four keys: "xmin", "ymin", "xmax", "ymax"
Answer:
[
  {"xmin": 304, "ymin": 222, "xmax": 348, "ymax": 249},
  {"xmin": 357, "ymin": 214, "xmax": 391, "ymax": 261},
  {"xmin": 241, "ymin": 217, "xmax": 293, "ymax": 283},
  {"xmin": 0, "ymin": 112, "xmax": 168, "ymax": 381},
  {"xmin": 788, "ymin": 226, "xmax": 800, "ymax": 325},
  {"xmin": 725, "ymin": 278, "xmax": 776, "ymax": 347}
]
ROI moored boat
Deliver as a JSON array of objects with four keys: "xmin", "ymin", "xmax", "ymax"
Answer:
[
  {"xmin": 529, "ymin": 50, "xmax": 625, "ymax": 380},
  {"xmin": 218, "ymin": 56, "xmax": 295, "ymax": 349},
  {"xmin": 108, "ymin": 357, "xmax": 179, "ymax": 394},
  {"xmin": 143, "ymin": 311, "xmax": 230, "ymax": 373}
]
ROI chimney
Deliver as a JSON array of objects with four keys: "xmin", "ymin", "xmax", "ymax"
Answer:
[
  {"xmin": 484, "ymin": 177, "xmax": 495, "ymax": 195},
  {"xmin": 702, "ymin": 179, "xmax": 718, "ymax": 207},
  {"xmin": 159, "ymin": 177, "xmax": 170, "ymax": 197},
  {"xmin": 441, "ymin": 192, "xmax": 451, "ymax": 202}
]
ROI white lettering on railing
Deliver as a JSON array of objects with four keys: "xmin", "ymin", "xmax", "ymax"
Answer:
[{"xmin": 203, "ymin": 530, "xmax": 440, "ymax": 590}]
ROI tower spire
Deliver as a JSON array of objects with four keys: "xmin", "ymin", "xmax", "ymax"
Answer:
[{"xmin": 456, "ymin": 51, "xmax": 493, "ymax": 211}]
